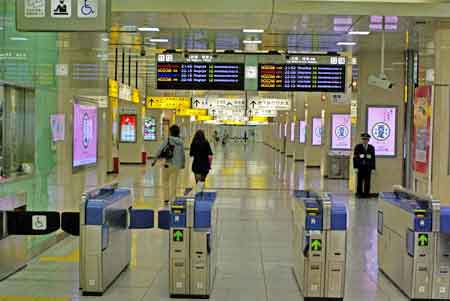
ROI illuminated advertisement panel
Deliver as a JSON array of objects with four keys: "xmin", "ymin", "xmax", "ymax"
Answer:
[
  {"xmin": 290, "ymin": 122, "xmax": 295, "ymax": 142},
  {"xmin": 367, "ymin": 106, "xmax": 397, "ymax": 156},
  {"xmin": 73, "ymin": 103, "xmax": 97, "ymax": 168},
  {"xmin": 120, "ymin": 114, "xmax": 137, "ymax": 143},
  {"xmin": 312, "ymin": 117, "xmax": 323, "ymax": 146},
  {"xmin": 144, "ymin": 117, "xmax": 157, "ymax": 141},
  {"xmin": 299, "ymin": 120, "xmax": 306, "ymax": 144},
  {"xmin": 331, "ymin": 113, "xmax": 351, "ymax": 150}
]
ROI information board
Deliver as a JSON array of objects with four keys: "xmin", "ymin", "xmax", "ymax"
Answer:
[
  {"xmin": 143, "ymin": 117, "xmax": 156, "ymax": 141},
  {"xmin": 367, "ymin": 106, "xmax": 397, "ymax": 156},
  {"xmin": 120, "ymin": 114, "xmax": 137, "ymax": 143},
  {"xmin": 299, "ymin": 120, "xmax": 306, "ymax": 144},
  {"xmin": 157, "ymin": 62, "xmax": 245, "ymax": 90},
  {"xmin": 331, "ymin": 114, "xmax": 351, "ymax": 150},
  {"xmin": 73, "ymin": 103, "xmax": 97, "ymax": 168},
  {"xmin": 258, "ymin": 64, "xmax": 346, "ymax": 92},
  {"xmin": 312, "ymin": 117, "xmax": 323, "ymax": 146}
]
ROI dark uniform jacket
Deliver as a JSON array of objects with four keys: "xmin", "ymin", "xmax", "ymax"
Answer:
[
  {"xmin": 190, "ymin": 141, "xmax": 213, "ymax": 174},
  {"xmin": 353, "ymin": 144, "xmax": 376, "ymax": 171}
]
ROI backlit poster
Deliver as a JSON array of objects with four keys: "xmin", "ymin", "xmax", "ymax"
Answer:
[
  {"xmin": 144, "ymin": 117, "xmax": 157, "ymax": 141},
  {"xmin": 331, "ymin": 114, "xmax": 351, "ymax": 150},
  {"xmin": 299, "ymin": 120, "xmax": 306, "ymax": 144},
  {"xmin": 73, "ymin": 103, "xmax": 97, "ymax": 167},
  {"xmin": 278, "ymin": 123, "xmax": 282, "ymax": 138},
  {"xmin": 284, "ymin": 123, "xmax": 288, "ymax": 137},
  {"xmin": 120, "ymin": 114, "xmax": 137, "ymax": 143},
  {"xmin": 413, "ymin": 86, "xmax": 432, "ymax": 173},
  {"xmin": 367, "ymin": 106, "xmax": 397, "ymax": 156},
  {"xmin": 312, "ymin": 117, "xmax": 323, "ymax": 146},
  {"xmin": 290, "ymin": 122, "xmax": 295, "ymax": 142},
  {"xmin": 50, "ymin": 114, "xmax": 65, "ymax": 142}
]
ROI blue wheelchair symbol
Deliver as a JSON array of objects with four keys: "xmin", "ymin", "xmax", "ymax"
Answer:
[{"xmin": 81, "ymin": 0, "xmax": 94, "ymax": 16}]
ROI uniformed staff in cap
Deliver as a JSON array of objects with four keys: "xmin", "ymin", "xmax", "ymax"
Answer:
[{"xmin": 353, "ymin": 133, "xmax": 376, "ymax": 198}]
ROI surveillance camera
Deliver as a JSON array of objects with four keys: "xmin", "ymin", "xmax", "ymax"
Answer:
[
  {"xmin": 140, "ymin": 47, "xmax": 146, "ymax": 57},
  {"xmin": 368, "ymin": 74, "xmax": 394, "ymax": 90}
]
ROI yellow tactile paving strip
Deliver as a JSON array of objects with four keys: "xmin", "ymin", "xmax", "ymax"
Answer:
[
  {"xmin": 0, "ymin": 296, "xmax": 70, "ymax": 301},
  {"xmin": 39, "ymin": 249, "xmax": 79, "ymax": 263}
]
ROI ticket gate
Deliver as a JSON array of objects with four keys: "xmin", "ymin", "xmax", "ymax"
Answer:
[
  {"xmin": 378, "ymin": 185, "xmax": 450, "ymax": 300},
  {"xmin": 0, "ymin": 182, "xmax": 155, "ymax": 296},
  {"xmin": 292, "ymin": 190, "xmax": 347, "ymax": 300},
  {"xmin": 158, "ymin": 191, "xmax": 218, "ymax": 299}
]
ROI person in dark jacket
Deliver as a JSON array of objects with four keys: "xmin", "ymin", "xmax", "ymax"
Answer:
[
  {"xmin": 190, "ymin": 130, "xmax": 213, "ymax": 192},
  {"xmin": 353, "ymin": 133, "xmax": 376, "ymax": 198}
]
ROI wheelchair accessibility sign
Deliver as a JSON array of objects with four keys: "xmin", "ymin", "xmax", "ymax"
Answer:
[{"xmin": 78, "ymin": 0, "xmax": 97, "ymax": 18}]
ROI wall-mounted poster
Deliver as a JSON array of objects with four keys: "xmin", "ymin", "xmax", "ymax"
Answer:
[
  {"xmin": 312, "ymin": 117, "xmax": 323, "ymax": 146},
  {"xmin": 299, "ymin": 120, "xmax": 306, "ymax": 144},
  {"xmin": 367, "ymin": 106, "xmax": 397, "ymax": 157},
  {"xmin": 73, "ymin": 103, "xmax": 97, "ymax": 168},
  {"xmin": 290, "ymin": 122, "xmax": 295, "ymax": 142},
  {"xmin": 413, "ymin": 86, "xmax": 432, "ymax": 173},
  {"xmin": 120, "ymin": 114, "xmax": 137, "ymax": 143},
  {"xmin": 144, "ymin": 117, "xmax": 157, "ymax": 141},
  {"xmin": 50, "ymin": 114, "xmax": 65, "ymax": 142},
  {"xmin": 284, "ymin": 122, "xmax": 288, "ymax": 138},
  {"xmin": 331, "ymin": 114, "xmax": 351, "ymax": 150}
]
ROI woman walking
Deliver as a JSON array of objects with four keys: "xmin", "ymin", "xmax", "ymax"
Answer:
[{"xmin": 190, "ymin": 130, "xmax": 213, "ymax": 193}]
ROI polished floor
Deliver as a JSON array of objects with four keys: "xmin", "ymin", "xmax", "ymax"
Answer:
[{"xmin": 0, "ymin": 143, "xmax": 407, "ymax": 300}]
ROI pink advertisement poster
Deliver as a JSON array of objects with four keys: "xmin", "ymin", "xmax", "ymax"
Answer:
[
  {"xmin": 331, "ymin": 114, "xmax": 351, "ymax": 150},
  {"xmin": 312, "ymin": 117, "xmax": 323, "ymax": 146},
  {"xmin": 73, "ymin": 103, "xmax": 98, "ymax": 167},
  {"xmin": 367, "ymin": 106, "xmax": 397, "ymax": 156}
]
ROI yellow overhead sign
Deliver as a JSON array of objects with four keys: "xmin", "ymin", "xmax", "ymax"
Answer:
[
  {"xmin": 176, "ymin": 108, "xmax": 208, "ymax": 117},
  {"xmin": 109, "ymin": 79, "xmax": 118, "ymax": 98},
  {"xmin": 132, "ymin": 88, "xmax": 140, "ymax": 103},
  {"xmin": 221, "ymin": 120, "xmax": 245, "ymax": 126},
  {"xmin": 146, "ymin": 96, "xmax": 191, "ymax": 109},
  {"xmin": 197, "ymin": 115, "xmax": 214, "ymax": 121},
  {"xmin": 250, "ymin": 116, "xmax": 269, "ymax": 122}
]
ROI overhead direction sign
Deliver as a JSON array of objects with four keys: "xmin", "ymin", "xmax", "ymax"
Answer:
[
  {"xmin": 176, "ymin": 108, "xmax": 208, "ymax": 117},
  {"xmin": 146, "ymin": 96, "xmax": 191, "ymax": 110}
]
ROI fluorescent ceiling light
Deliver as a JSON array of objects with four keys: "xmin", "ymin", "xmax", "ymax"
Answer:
[
  {"xmin": 10, "ymin": 37, "xmax": 28, "ymax": 41},
  {"xmin": 138, "ymin": 27, "xmax": 160, "ymax": 32},
  {"xmin": 243, "ymin": 29, "xmax": 264, "ymax": 33},
  {"xmin": 243, "ymin": 40, "xmax": 262, "ymax": 44},
  {"xmin": 102, "ymin": 38, "xmax": 109, "ymax": 42},
  {"xmin": 149, "ymin": 38, "xmax": 169, "ymax": 43},
  {"xmin": 349, "ymin": 31, "xmax": 370, "ymax": 35},
  {"xmin": 337, "ymin": 42, "xmax": 356, "ymax": 46}
]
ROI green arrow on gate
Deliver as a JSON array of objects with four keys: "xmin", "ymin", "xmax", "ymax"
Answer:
[
  {"xmin": 418, "ymin": 233, "xmax": 429, "ymax": 247},
  {"xmin": 311, "ymin": 239, "xmax": 322, "ymax": 251},
  {"xmin": 174, "ymin": 230, "xmax": 183, "ymax": 241}
]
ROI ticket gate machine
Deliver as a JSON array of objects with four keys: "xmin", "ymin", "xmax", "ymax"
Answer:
[
  {"xmin": 159, "ymin": 191, "xmax": 218, "ymax": 299},
  {"xmin": 0, "ymin": 182, "xmax": 155, "ymax": 296},
  {"xmin": 292, "ymin": 190, "xmax": 347, "ymax": 300},
  {"xmin": 378, "ymin": 186, "xmax": 450, "ymax": 300}
]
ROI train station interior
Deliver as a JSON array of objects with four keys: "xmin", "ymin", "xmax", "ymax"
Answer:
[{"xmin": 2, "ymin": 0, "xmax": 450, "ymax": 300}]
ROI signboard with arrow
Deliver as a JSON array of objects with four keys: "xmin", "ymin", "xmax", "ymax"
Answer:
[
  {"xmin": 311, "ymin": 239, "xmax": 322, "ymax": 251},
  {"xmin": 146, "ymin": 96, "xmax": 190, "ymax": 110},
  {"xmin": 418, "ymin": 233, "xmax": 428, "ymax": 247},
  {"xmin": 173, "ymin": 229, "xmax": 184, "ymax": 242}
]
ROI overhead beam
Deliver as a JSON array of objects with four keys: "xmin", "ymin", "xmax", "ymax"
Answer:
[{"xmin": 112, "ymin": 0, "xmax": 450, "ymax": 18}]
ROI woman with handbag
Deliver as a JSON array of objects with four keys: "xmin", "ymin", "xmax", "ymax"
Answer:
[{"xmin": 189, "ymin": 130, "xmax": 213, "ymax": 193}]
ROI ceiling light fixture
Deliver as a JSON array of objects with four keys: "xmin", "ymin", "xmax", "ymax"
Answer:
[
  {"xmin": 149, "ymin": 38, "xmax": 169, "ymax": 43},
  {"xmin": 348, "ymin": 31, "xmax": 370, "ymax": 35},
  {"xmin": 138, "ymin": 27, "xmax": 160, "ymax": 32},
  {"xmin": 337, "ymin": 42, "xmax": 356, "ymax": 46},
  {"xmin": 243, "ymin": 29, "xmax": 264, "ymax": 33},
  {"xmin": 243, "ymin": 40, "xmax": 262, "ymax": 44},
  {"xmin": 10, "ymin": 37, "xmax": 28, "ymax": 41},
  {"xmin": 102, "ymin": 38, "xmax": 109, "ymax": 42}
]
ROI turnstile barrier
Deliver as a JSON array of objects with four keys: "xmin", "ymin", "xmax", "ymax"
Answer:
[
  {"xmin": 378, "ymin": 186, "xmax": 450, "ymax": 300},
  {"xmin": 292, "ymin": 190, "xmax": 347, "ymax": 301},
  {"xmin": 158, "ymin": 190, "xmax": 218, "ymax": 299}
]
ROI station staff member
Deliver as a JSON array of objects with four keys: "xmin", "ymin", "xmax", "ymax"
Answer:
[{"xmin": 353, "ymin": 133, "xmax": 376, "ymax": 198}]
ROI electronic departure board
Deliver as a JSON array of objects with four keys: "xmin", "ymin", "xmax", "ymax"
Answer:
[
  {"xmin": 157, "ymin": 62, "xmax": 245, "ymax": 90},
  {"xmin": 258, "ymin": 64, "xmax": 346, "ymax": 92}
]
